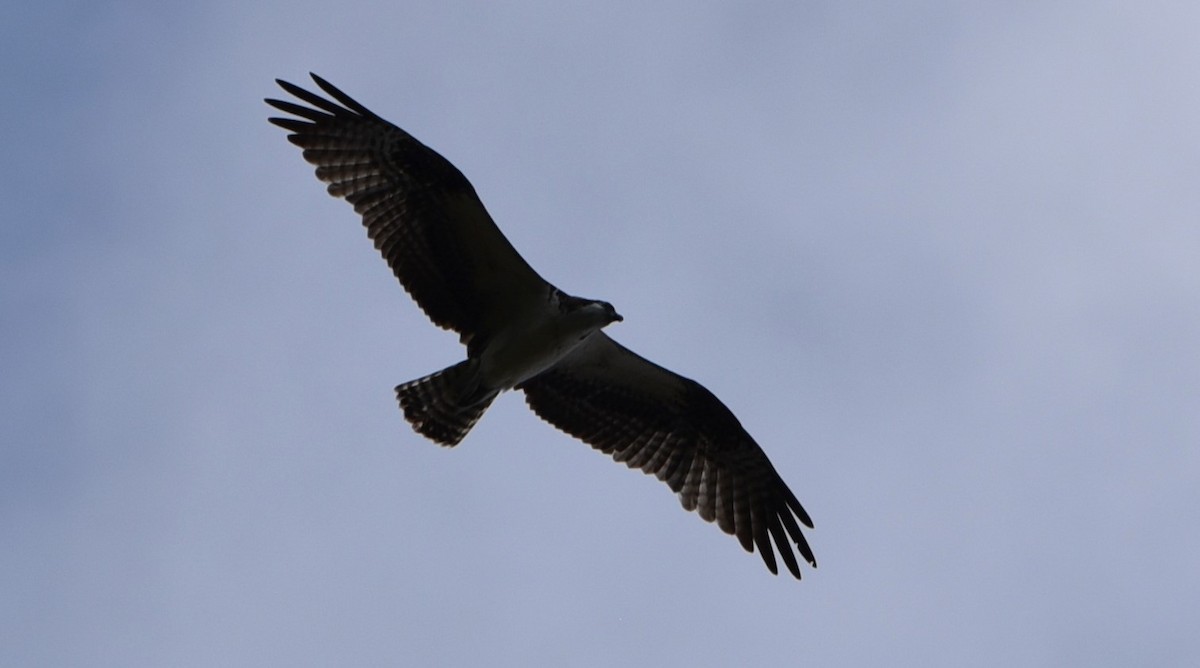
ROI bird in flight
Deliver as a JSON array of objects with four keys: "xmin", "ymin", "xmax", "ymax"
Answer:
[{"xmin": 266, "ymin": 74, "xmax": 816, "ymax": 578}]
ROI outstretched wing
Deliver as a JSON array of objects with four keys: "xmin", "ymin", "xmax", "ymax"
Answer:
[
  {"xmin": 266, "ymin": 74, "xmax": 550, "ymax": 349},
  {"xmin": 520, "ymin": 333, "xmax": 816, "ymax": 578}
]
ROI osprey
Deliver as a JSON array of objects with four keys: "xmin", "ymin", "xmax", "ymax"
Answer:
[{"xmin": 266, "ymin": 74, "xmax": 817, "ymax": 578}]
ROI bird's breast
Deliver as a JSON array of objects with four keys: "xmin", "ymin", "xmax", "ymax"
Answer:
[{"xmin": 476, "ymin": 315, "xmax": 592, "ymax": 391}]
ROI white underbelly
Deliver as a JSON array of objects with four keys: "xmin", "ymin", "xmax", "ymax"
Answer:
[{"xmin": 478, "ymin": 322, "xmax": 586, "ymax": 390}]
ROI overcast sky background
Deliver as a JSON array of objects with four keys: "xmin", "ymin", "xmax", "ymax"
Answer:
[{"xmin": 4, "ymin": 1, "xmax": 1199, "ymax": 665}]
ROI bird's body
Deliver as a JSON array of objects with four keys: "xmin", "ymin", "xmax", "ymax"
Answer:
[
  {"xmin": 267, "ymin": 74, "xmax": 817, "ymax": 578},
  {"xmin": 478, "ymin": 289, "xmax": 621, "ymax": 392}
]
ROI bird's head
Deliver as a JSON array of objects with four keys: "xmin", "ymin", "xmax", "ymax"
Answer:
[
  {"xmin": 564, "ymin": 297, "xmax": 623, "ymax": 334},
  {"xmin": 594, "ymin": 300, "xmax": 623, "ymax": 325}
]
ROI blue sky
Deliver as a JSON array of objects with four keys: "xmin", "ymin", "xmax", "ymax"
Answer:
[{"xmin": 4, "ymin": 1, "xmax": 1199, "ymax": 665}]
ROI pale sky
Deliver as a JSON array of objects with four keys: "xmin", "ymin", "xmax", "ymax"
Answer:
[{"xmin": 4, "ymin": 1, "xmax": 1199, "ymax": 665}]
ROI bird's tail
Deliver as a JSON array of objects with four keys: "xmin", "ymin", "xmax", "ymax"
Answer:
[{"xmin": 395, "ymin": 360, "xmax": 499, "ymax": 446}]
